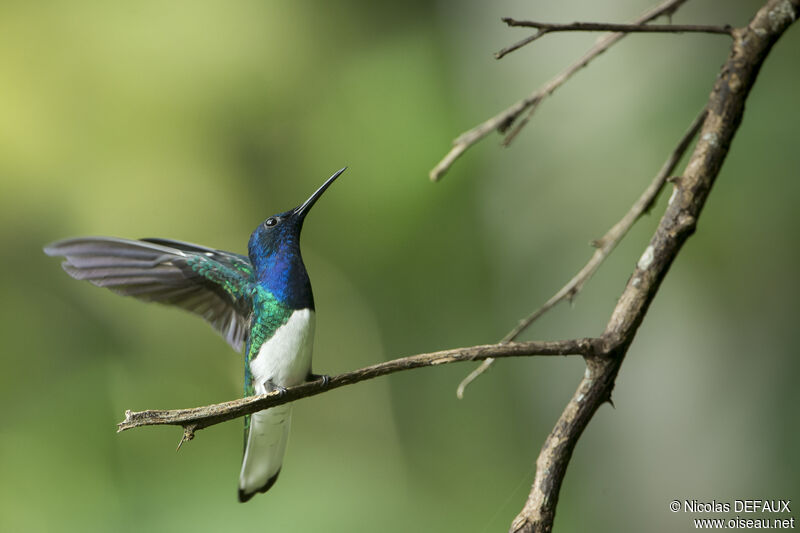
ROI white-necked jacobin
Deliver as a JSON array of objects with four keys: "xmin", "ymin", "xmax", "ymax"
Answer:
[{"xmin": 44, "ymin": 167, "xmax": 346, "ymax": 502}]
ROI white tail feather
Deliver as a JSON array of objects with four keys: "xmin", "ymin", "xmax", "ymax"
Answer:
[{"xmin": 238, "ymin": 405, "xmax": 292, "ymax": 500}]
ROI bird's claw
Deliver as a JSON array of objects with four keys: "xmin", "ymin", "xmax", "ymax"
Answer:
[
  {"xmin": 265, "ymin": 380, "xmax": 288, "ymax": 397},
  {"xmin": 308, "ymin": 372, "xmax": 330, "ymax": 386}
]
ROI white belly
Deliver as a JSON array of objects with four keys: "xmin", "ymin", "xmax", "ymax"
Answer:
[{"xmin": 249, "ymin": 308, "xmax": 315, "ymax": 393}]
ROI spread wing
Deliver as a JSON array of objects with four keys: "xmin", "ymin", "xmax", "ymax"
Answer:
[{"xmin": 44, "ymin": 236, "xmax": 254, "ymax": 352}]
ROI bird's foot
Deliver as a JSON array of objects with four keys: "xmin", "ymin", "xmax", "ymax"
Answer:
[
  {"xmin": 265, "ymin": 380, "xmax": 288, "ymax": 398},
  {"xmin": 307, "ymin": 372, "xmax": 330, "ymax": 386}
]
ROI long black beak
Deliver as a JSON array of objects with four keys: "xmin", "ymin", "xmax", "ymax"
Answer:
[{"xmin": 293, "ymin": 167, "xmax": 347, "ymax": 218}]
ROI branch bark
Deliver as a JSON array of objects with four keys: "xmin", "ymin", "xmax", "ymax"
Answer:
[{"xmin": 510, "ymin": 1, "xmax": 799, "ymax": 531}]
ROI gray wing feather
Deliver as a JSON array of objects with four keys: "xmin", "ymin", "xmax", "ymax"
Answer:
[{"xmin": 45, "ymin": 237, "xmax": 252, "ymax": 352}]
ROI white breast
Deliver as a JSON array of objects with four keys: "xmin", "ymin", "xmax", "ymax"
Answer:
[{"xmin": 250, "ymin": 308, "xmax": 315, "ymax": 394}]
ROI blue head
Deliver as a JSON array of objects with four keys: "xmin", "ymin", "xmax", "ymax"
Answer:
[{"xmin": 248, "ymin": 168, "xmax": 345, "ymax": 310}]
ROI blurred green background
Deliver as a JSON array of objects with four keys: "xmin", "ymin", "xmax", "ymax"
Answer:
[{"xmin": 1, "ymin": 1, "xmax": 797, "ymax": 532}]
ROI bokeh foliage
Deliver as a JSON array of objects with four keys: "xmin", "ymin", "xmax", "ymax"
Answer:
[{"xmin": 1, "ymin": 1, "xmax": 797, "ymax": 532}]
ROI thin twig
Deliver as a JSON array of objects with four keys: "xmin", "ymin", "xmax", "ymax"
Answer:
[
  {"xmin": 429, "ymin": 0, "xmax": 690, "ymax": 181},
  {"xmin": 496, "ymin": 17, "xmax": 731, "ymax": 58},
  {"xmin": 500, "ymin": 20, "xmax": 733, "ymax": 51},
  {"xmin": 118, "ymin": 338, "xmax": 597, "ymax": 434},
  {"xmin": 456, "ymin": 107, "xmax": 707, "ymax": 399}
]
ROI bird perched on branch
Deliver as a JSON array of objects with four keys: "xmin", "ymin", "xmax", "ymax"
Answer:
[{"xmin": 45, "ymin": 167, "xmax": 346, "ymax": 501}]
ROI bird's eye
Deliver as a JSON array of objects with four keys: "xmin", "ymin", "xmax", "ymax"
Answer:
[{"xmin": 265, "ymin": 217, "xmax": 278, "ymax": 227}]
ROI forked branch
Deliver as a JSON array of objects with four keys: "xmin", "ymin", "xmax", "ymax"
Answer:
[
  {"xmin": 511, "ymin": 1, "xmax": 799, "ymax": 531},
  {"xmin": 456, "ymin": 107, "xmax": 708, "ymax": 399},
  {"xmin": 429, "ymin": 0, "xmax": 693, "ymax": 181}
]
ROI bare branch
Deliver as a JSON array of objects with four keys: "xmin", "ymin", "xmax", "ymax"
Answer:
[
  {"xmin": 429, "ymin": 0, "xmax": 691, "ymax": 182},
  {"xmin": 456, "ymin": 107, "xmax": 708, "ymax": 399},
  {"xmin": 500, "ymin": 19, "xmax": 733, "ymax": 52},
  {"xmin": 511, "ymin": 1, "xmax": 799, "ymax": 531},
  {"xmin": 111, "ymin": 3, "xmax": 799, "ymax": 531},
  {"xmin": 118, "ymin": 338, "xmax": 597, "ymax": 434}
]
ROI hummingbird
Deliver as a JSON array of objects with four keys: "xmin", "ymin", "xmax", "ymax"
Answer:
[{"xmin": 44, "ymin": 167, "xmax": 346, "ymax": 502}]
